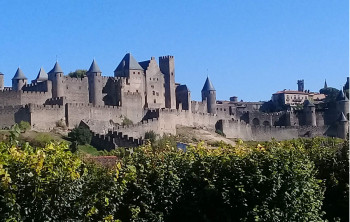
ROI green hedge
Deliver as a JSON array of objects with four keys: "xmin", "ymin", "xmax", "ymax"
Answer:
[{"xmin": 0, "ymin": 137, "xmax": 348, "ymax": 221}]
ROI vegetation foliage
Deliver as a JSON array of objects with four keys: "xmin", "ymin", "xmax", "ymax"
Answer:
[
  {"xmin": 0, "ymin": 135, "xmax": 348, "ymax": 221},
  {"xmin": 68, "ymin": 69, "xmax": 87, "ymax": 78}
]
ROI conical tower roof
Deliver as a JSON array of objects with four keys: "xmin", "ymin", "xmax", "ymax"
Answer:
[
  {"xmin": 303, "ymin": 100, "xmax": 315, "ymax": 107},
  {"xmin": 336, "ymin": 90, "xmax": 346, "ymax": 101},
  {"xmin": 87, "ymin": 59, "xmax": 102, "ymax": 73},
  {"xmin": 338, "ymin": 112, "xmax": 347, "ymax": 122},
  {"xmin": 114, "ymin": 53, "xmax": 143, "ymax": 73},
  {"xmin": 12, "ymin": 68, "xmax": 27, "ymax": 80},
  {"xmin": 48, "ymin": 61, "xmax": 63, "ymax": 74},
  {"xmin": 201, "ymin": 77, "xmax": 215, "ymax": 92},
  {"xmin": 35, "ymin": 67, "xmax": 48, "ymax": 82}
]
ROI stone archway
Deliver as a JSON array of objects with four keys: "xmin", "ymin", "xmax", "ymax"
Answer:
[
  {"xmin": 263, "ymin": 121, "xmax": 270, "ymax": 126},
  {"xmin": 252, "ymin": 118, "xmax": 260, "ymax": 126}
]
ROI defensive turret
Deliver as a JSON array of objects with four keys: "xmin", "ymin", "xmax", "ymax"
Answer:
[
  {"xmin": 303, "ymin": 100, "xmax": 316, "ymax": 126},
  {"xmin": 87, "ymin": 59, "xmax": 103, "ymax": 106},
  {"xmin": 12, "ymin": 68, "xmax": 27, "ymax": 91},
  {"xmin": 336, "ymin": 89, "xmax": 349, "ymax": 120},
  {"xmin": 0, "ymin": 72, "xmax": 4, "ymax": 90},
  {"xmin": 48, "ymin": 61, "xmax": 64, "ymax": 98},
  {"xmin": 337, "ymin": 112, "xmax": 348, "ymax": 139},
  {"xmin": 201, "ymin": 77, "xmax": 216, "ymax": 114}
]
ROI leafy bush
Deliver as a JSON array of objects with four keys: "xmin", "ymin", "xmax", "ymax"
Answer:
[
  {"xmin": 18, "ymin": 121, "xmax": 30, "ymax": 132},
  {"xmin": 0, "ymin": 137, "xmax": 348, "ymax": 221},
  {"xmin": 121, "ymin": 116, "xmax": 133, "ymax": 126},
  {"xmin": 68, "ymin": 126, "xmax": 92, "ymax": 145},
  {"xmin": 144, "ymin": 130, "xmax": 157, "ymax": 144}
]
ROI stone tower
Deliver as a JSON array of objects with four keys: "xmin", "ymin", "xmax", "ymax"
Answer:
[
  {"xmin": 159, "ymin": 55, "xmax": 176, "ymax": 109},
  {"xmin": 303, "ymin": 100, "xmax": 316, "ymax": 126},
  {"xmin": 337, "ymin": 112, "xmax": 348, "ymax": 139},
  {"xmin": 336, "ymin": 90, "xmax": 349, "ymax": 120},
  {"xmin": 48, "ymin": 61, "xmax": 64, "ymax": 98},
  {"xmin": 0, "ymin": 72, "xmax": 4, "ymax": 90},
  {"xmin": 12, "ymin": 68, "xmax": 27, "ymax": 91},
  {"xmin": 87, "ymin": 59, "xmax": 103, "ymax": 106},
  {"xmin": 201, "ymin": 77, "xmax": 216, "ymax": 114},
  {"xmin": 297, "ymin": 79, "xmax": 304, "ymax": 92}
]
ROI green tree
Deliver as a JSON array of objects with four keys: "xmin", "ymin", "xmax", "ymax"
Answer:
[
  {"xmin": 18, "ymin": 121, "xmax": 30, "ymax": 133},
  {"xmin": 320, "ymin": 87, "xmax": 339, "ymax": 104},
  {"xmin": 68, "ymin": 126, "xmax": 92, "ymax": 145},
  {"xmin": 68, "ymin": 69, "xmax": 87, "ymax": 78}
]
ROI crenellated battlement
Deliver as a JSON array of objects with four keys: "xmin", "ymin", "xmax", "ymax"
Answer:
[
  {"xmin": 160, "ymin": 55, "xmax": 174, "ymax": 60},
  {"xmin": 28, "ymin": 103, "xmax": 63, "ymax": 111},
  {"xmin": 64, "ymin": 76, "xmax": 88, "ymax": 82}
]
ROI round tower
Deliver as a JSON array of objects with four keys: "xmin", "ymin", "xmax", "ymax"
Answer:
[
  {"xmin": 48, "ymin": 62, "xmax": 64, "ymax": 98},
  {"xmin": 336, "ymin": 90, "xmax": 349, "ymax": 120},
  {"xmin": 87, "ymin": 59, "xmax": 103, "ymax": 106},
  {"xmin": 303, "ymin": 100, "xmax": 316, "ymax": 126},
  {"xmin": 337, "ymin": 112, "xmax": 348, "ymax": 139},
  {"xmin": 201, "ymin": 77, "xmax": 216, "ymax": 114},
  {"xmin": 12, "ymin": 68, "xmax": 27, "ymax": 91},
  {"xmin": 0, "ymin": 72, "xmax": 4, "ymax": 90}
]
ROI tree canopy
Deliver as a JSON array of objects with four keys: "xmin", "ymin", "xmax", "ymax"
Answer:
[{"xmin": 68, "ymin": 69, "xmax": 87, "ymax": 78}]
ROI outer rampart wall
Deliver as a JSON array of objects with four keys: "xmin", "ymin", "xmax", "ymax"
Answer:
[
  {"xmin": 29, "ymin": 104, "xmax": 65, "ymax": 131},
  {"xmin": 0, "ymin": 105, "xmax": 30, "ymax": 129}
]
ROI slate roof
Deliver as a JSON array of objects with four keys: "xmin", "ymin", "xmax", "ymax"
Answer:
[
  {"xmin": 88, "ymin": 59, "xmax": 102, "ymax": 73},
  {"xmin": 201, "ymin": 77, "xmax": 215, "ymax": 91},
  {"xmin": 338, "ymin": 112, "xmax": 347, "ymax": 122},
  {"xmin": 12, "ymin": 68, "xmax": 27, "ymax": 80},
  {"xmin": 35, "ymin": 67, "xmax": 48, "ymax": 82},
  {"xmin": 139, "ymin": 60, "xmax": 151, "ymax": 70},
  {"xmin": 48, "ymin": 61, "xmax": 63, "ymax": 74},
  {"xmin": 303, "ymin": 100, "xmax": 315, "ymax": 107},
  {"xmin": 114, "ymin": 53, "xmax": 144, "ymax": 72},
  {"xmin": 176, "ymin": 84, "xmax": 190, "ymax": 92}
]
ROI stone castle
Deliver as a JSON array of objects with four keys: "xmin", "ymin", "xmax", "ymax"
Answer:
[{"xmin": 0, "ymin": 53, "xmax": 348, "ymax": 149}]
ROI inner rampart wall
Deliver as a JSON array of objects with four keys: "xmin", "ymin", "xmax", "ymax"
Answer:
[{"xmin": 66, "ymin": 103, "xmax": 124, "ymax": 128}]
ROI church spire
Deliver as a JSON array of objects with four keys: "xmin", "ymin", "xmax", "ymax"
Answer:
[{"xmin": 324, "ymin": 79, "xmax": 327, "ymax": 89}]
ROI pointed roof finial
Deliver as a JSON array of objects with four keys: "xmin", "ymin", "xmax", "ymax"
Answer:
[
  {"xmin": 48, "ymin": 61, "xmax": 63, "ymax": 74},
  {"xmin": 201, "ymin": 76, "xmax": 215, "ymax": 92},
  {"xmin": 35, "ymin": 67, "xmax": 48, "ymax": 82},
  {"xmin": 12, "ymin": 67, "xmax": 27, "ymax": 80},
  {"xmin": 324, "ymin": 79, "xmax": 327, "ymax": 89},
  {"xmin": 88, "ymin": 59, "xmax": 102, "ymax": 73}
]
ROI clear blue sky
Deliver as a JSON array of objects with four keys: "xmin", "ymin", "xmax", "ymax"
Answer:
[{"xmin": 0, "ymin": 0, "xmax": 348, "ymax": 101}]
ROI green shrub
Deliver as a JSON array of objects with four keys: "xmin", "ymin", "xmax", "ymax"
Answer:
[
  {"xmin": 121, "ymin": 116, "xmax": 133, "ymax": 126},
  {"xmin": 68, "ymin": 126, "xmax": 92, "ymax": 145},
  {"xmin": 18, "ymin": 121, "xmax": 30, "ymax": 132},
  {"xmin": 144, "ymin": 130, "xmax": 157, "ymax": 144},
  {"xmin": 32, "ymin": 133, "xmax": 55, "ymax": 147},
  {"xmin": 0, "ymin": 137, "xmax": 347, "ymax": 221}
]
